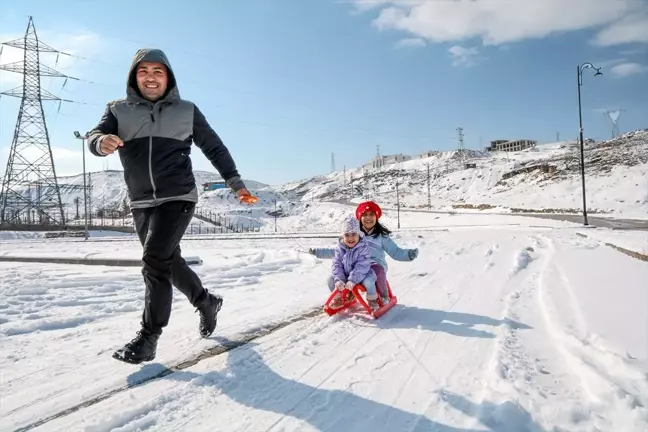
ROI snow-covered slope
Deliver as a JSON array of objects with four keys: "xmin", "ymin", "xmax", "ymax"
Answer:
[
  {"xmin": 288, "ymin": 130, "xmax": 648, "ymax": 219},
  {"xmin": 52, "ymin": 170, "xmax": 269, "ymax": 214}
]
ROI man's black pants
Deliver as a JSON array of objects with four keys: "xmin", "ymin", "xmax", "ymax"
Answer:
[{"xmin": 133, "ymin": 200, "xmax": 208, "ymax": 335}]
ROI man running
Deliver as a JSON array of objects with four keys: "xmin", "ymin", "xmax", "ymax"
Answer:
[{"xmin": 87, "ymin": 48, "xmax": 255, "ymax": 364}]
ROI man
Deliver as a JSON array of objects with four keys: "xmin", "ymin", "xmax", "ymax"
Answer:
[{"xmin": 87, "ymin": 48, "xmax": 256, "ymax": 364}]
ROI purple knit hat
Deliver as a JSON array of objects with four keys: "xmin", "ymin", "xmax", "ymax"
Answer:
[{"xmin": 341, "ymin": 215, "xmax": 362, "ymax": 236}]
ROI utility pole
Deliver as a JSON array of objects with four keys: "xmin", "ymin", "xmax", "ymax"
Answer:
[
  {"xmin": 456, "ymin": 127, "xmax": 465, "ymax": 166},
  {"xmin": 74, "ymin": 131, "xmax": 88, "ymax": 240},
  {"xmin": 605, "ymin": 109, "xmax": 625, "ymax": 138},
  {"xmin": 274, "ymin": 199, "xmax": 277, "ymax": 233},
  {"xmin": 0, "ymin": 16, "xmax": 72, "ymax": 225},
  {"xmin": 426, "ymin": 163, "xmax": 431, "ymax": 209},
  {"xmin": 396, "ymin": 180, "xmax": 401, "ymax": 229},
  {"xmin": 88, "ymin": 172, "xmax": 93, "ymax": 227}
]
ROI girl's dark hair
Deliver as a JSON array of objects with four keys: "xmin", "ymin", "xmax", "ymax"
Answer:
[{"xmin": 362, "ymin": 220, "xmax": 392, "ymax": 237}]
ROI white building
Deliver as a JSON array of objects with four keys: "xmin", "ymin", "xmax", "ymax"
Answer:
[
  {"xmin": 363, "ymin": 154, "xmax": 412, "ymax": 169},
  {"xmin": 419, "ymin": 150, "xmax": 439, "ymax": 158},
  {"xmin": 489, "ymin": 139, "xmax": 537, "ymax": 152}
]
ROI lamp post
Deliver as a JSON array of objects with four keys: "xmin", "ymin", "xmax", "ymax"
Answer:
[
  {"xmin": 74, "ymin": 131, "xmax": 89, "ymax": 240},
  {"xmin": 576, "ymin": 62, "xmax": 602, "ymax": 226}
]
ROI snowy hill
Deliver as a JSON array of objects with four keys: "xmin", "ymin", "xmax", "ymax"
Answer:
[
  {"xmin": 8, "ymin": 129, "xmax": 645, "ymax": 233},
  {"xmin": 284, "ymin": 130, "xmax": 648, "ymax": 219},
  {"xmin": 53, "ymin": 170, "xmax": 269, "ymax": 216}
]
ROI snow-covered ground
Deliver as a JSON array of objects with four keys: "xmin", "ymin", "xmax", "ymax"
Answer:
[
  {"xmin": 1, "ymin": 213, "xmax": 647, "ymax": 431},
  {"xmin": 578, "ymin": 229, "xmax": 648, "ymax": 257}
]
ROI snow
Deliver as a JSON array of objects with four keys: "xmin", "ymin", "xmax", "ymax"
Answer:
[
  {"xmin": 284, "ymin": 129, "xmax": 648, "ymax": 220},
  {"xmin": 576, "ymin": 228, "xmax": 648, "ymax": 257},
  {"xmin": 1, "ymin": 212, "xmax": 647, "ymax": 432}
]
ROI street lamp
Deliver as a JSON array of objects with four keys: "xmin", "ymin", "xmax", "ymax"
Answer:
[
  {"xmin": 576, "ymin": 62, "xmax": 602, "ymax": 226},
  {"xmin": 74, "ymin": 130, "xmax": 89, "ymax": 240}
]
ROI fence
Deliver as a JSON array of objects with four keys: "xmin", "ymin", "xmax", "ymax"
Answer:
[{"xmin": 192, "ymin": 209, "xmax": 261, "ymax": 234}]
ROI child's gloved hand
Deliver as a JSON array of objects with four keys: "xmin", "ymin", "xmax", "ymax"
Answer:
[
  {"xmin": 408, "ymin": 248, "xmax": 419, "ymax": 260},
  {"xmin": 345, "ymin": 281, "xmax": 355, "ymax": 290},
  {"xmin": 335, "ymin": 281, "xmax": 345, "ymax": 291}
]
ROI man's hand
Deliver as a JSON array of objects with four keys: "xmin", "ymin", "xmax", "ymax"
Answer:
[
  {"xmin": 99, "ymin": 134, "xmax": 123, "ymax": 155},
  {"xmin": 237, "ymin": 188, "xmax": 258, "ymax": 205}
]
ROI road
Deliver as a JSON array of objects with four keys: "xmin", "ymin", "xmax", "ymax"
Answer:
[
  {"xmin": 512, "ymin": 213, "xmax": 648, "ymax": 230},
  {"xmin": 326, "ymin": 199, "xmax": 648, "ymax": 231}
]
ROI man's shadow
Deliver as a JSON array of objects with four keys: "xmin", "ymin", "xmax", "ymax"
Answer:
[
  {"xmin": 439, "ymin": 390, "xmax": 547, "ymax": 432},
  {"xmin": 136, "ymin": 341, "xmax": 542, "ymax": 431},
  {"xmin": 370, "ymin": 304, "xmax": 532, "ymax": 339}
]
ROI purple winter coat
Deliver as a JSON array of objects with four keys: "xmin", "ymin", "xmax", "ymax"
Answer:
[{"xmin": 332, "ymin": 236, "xmax": 376, "ymax": 284}]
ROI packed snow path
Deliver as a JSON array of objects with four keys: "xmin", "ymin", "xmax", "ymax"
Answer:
[{"xmin": 1, "ymin": 223, "xmax": 647, "ymax": 431}]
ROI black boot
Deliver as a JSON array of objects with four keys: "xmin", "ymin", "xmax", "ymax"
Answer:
[
  {"xmin": 197, "ymin": 294, "xmax": 223, "ymax": 338},
  {"xmin": 112, "ymin": 329, "xmax": 160, "ymax": 364}
]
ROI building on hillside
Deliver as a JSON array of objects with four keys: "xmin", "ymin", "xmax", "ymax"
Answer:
[
  {"xmin": 202, "ymin": 181, "xmax": 226, "ymax": 191},
  {"xmin": 488, "ymin": 140, "xmax": 508, "ymax": 150},
  {"xmin": 488, "ymin": 139, "xmax": 537, "ymax": 152},
  {"xmin": 419, "ymin": 150, "xmax": 439, "ymax": 158},
  {"xmin": 363, "ymin": 153, "xmax": 412, "ymax": 169}
]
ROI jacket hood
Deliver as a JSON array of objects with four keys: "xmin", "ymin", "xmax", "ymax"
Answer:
[{"xmin": 126, "ymin": 48, "xmax": 179, "ymax": 103}]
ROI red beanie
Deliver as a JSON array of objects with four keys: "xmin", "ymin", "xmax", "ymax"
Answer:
[{"xmin": 355, "ymin": 201, "xmax": 382, "ymax": 220}]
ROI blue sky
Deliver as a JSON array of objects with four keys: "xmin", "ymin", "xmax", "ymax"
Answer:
[{"xmin": 1, "ymin": 0, "xmax": 647, "ymax": 185}]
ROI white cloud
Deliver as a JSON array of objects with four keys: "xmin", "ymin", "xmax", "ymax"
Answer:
[
  {"xmin": 350, "ymin": 0, "xmax": 648, "ymax": 47},
  {"xmin": 594, "ymin": 13, "xmax": 648, "ymax": 46},
  {"xmin": 609, "ymin": 62, "xmax": 648, "ymax": 77},
  {"xmin": 395, "ymin": 37, "xmax": 426, "ymax": 48},
  {"xmin": 448, "ymin": 45, "xmax": 480, "ymax": 67},
  {"xmin": 619, "ymin": 47, "xmax": 647, "ymax": 56}
]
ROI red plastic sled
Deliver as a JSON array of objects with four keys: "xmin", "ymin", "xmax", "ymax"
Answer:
[{"xmin": 323, "ymin": 280, "xmax": 397, "ymax": 319}]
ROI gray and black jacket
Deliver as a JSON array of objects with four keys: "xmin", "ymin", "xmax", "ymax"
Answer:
[{"xmin": 87, "ymin": 48, "xmax": 246, "ymax": 209}]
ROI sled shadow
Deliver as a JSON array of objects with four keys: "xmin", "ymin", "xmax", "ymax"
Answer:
[
  {"xmin": 162, "ymin": 342, "xmax": 487, "ymax": 431},
  {"xmin": 376, "ymin": 305, "xmax": 532, "ymax": 339},
  {"xmin": 439, "ymin": 390, "xmax": 547, "ymax": 432}
]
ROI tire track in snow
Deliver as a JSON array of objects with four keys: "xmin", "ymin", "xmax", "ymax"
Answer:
[
  {"xmin": 436, "ymin": 235, "xmax": 542, "ymax": 430},
  {"xmin": 484, "ymin": 234, "xmax": 623, "ymax": 429},
  {"xmin": 534, "ymin": 234, "xmax": 648, "ymax": 431},
  {"xmin": 386, "ymin": 242, "xmax": 527, "ymax": 429}
]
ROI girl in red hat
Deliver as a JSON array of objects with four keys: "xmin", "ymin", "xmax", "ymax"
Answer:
[
  {"xmin": 310, "ymin": 201, "xmax": 418, "ymax": 304},
  {"xmin": 353, "ymin": 201, "xmax": 418, "ymax": 302}
]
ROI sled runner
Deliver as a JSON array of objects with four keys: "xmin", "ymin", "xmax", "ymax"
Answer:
[{"xmin": 323, "ymin": 281, "xmax": 397, "ymax": 319}]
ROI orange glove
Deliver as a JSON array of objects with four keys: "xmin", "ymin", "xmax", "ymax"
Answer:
[{"xmin": 237, "ymin": 188, "xmax": 258, "ymax": 204}]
